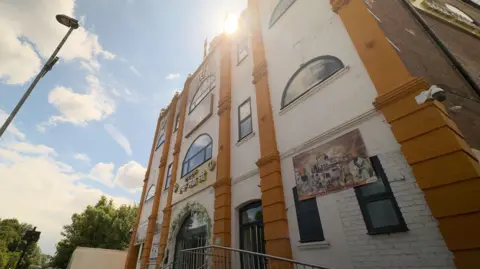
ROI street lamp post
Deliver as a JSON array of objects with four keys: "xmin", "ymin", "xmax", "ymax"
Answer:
[
  {"xmin": 0, "ymin": 14, "xmax": 79, "ymax": 139},
  {"xmin": 11, "ymin": 227, "xmax": 41, "ymax": 269}
]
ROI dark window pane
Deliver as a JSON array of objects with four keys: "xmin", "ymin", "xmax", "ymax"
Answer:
[
  {"xmin": 145, "ymin": 185, "xmax": 155, "ymax": 201},
  {"xmin": 183, "ymin": 135, "xmax": 213, "ymax": 176},
  {"xmin": 366, "ymin": 199, "xmax": 401, "ymax": 228},
  {"xmin": 205, "ymin": 144, "xmax": 212, "ymax": 160},
  {"xmin": 240, "ymin": 118, "xmax": 252, "ymax": 139},
  {"xmin": 191, "ymin": 76, "xmax": 215, "ymax": 112},
  {"xmin": 282, "ymin": 56, "xmax": 344, "ymax": 108},
  {"xmin": 189, "ymin": 152, "xmax": 205, "ymax": 171},
  {"xmin": 156, "ymin": 133, "xmax": 165, "ymax": 149},
  {"xmin": 241, "ymin": 205, "xmax": 263, "ymax": 224},
  {"xmin": 167, "ymin": 164, "xmax": 173, "ymax": 177},
  {"xmin": 182, "ymin": 164, "xmax": 189, "ymax": 176},
  {"xmin": 185, "ymin": 135, "xmax": 212, "ymax": 159},
  {"xmin": 358, "ymin": 179, "xmax": 386, "ymax": 196},
  {"xmin": 239, "ymin": 101, "xmax": 251, "ymax": 120},
  {"xmin": 293, "ymin": 187, "xmax": 324, "ymax": 242},
  {"xmin": 174, "ymin": 114, "xmax": 179, "ymax": 130},
  {"xmin": 270, "ymin": 0, "xmax": 297, "ymax": 27}
]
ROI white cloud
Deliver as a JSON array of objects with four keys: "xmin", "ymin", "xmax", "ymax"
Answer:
[
  {"xmin": 5, "ymin": 142, "xmax": 57, "ymax": 156},
  {"xmin": 89, "ymin": 162, "xmax": 115, "ymax": 187},
  {"xmin": 165, "ymin": 73, "xmax": 180, "ymax": 80},
  {"xmin": 73, "ymin": 153, "xmax": 91, "ymax": 163},
  {"xmin": 130, "ymin": 66, "xmax": 141, "ymax": 76},
  {"xmin": 0, "ymin": 109, "xmax": 26, "ymax": 140},
  {"xmin": 104, "ymin": 124, "xmax": 132, "ymax": 156},
  {"xmin": 0, "ymin": 141, "xmax": 132, "ymax": 254},
  {"xmin": 39, "ymin": 74, "xmax": 115, "ymax": 128},
  {"xmin": 115, "ymin": 161, "xmax": 146, "ymax": 191},
  {"xmin": 0, "ymin": 0, "xmax": 115, "ymax": 85}
]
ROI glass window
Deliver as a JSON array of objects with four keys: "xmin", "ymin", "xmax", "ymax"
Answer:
[
  {"xmin": 281, "ymin": 56, "xmax": 344, "ymax": 109},
  {"xmin": 241, "ymin": 204, "xmax": 263, "ymax": 224},
  {"xmin": 293, "ymin": 187, "xmax": 324, "ymax": 242},
  {"xmin": 182, "ymin": 134, "xmax": 213, "ymax": 176},
  {"xmin": 237, "ymin": 38, "xmax": 248, "ymax": 64},
  {"xmin": 174, "ymin": 114, "xmax": 180, "ymax": 131},
  {"xmin": 156, "ymin": 133, "xmax": 165, "ymax": 150},
  {"xmin": 355, "ymin": 156, "xmax": 408, "ymax": 235},
  {"xmin": 190, "ymin": 75, "xmax": 216, "ymax": 113},
  {"xmin": 239, "ymin": 202, "xmax": 265, "ymax": 269},
  {"xmin": 269, "ymin": 0, "xmax": 297, "ymax": 28},
  {"xmin": 145, "ymin": 185, "xmax": 155, "ymax": 201},
  {"xmin": 164, "ymin": 163, "xmax": 173, "ymax": 190},
  {"xmin": 445, "ymin": 3, "xmax": 474, "ymax": 23},
  {"xmin": 238, "ymin": 98, "xmax": 253, "ymax": 141}
]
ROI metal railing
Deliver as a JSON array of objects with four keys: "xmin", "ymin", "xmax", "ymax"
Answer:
[{"xmin": 164, "ymin": 245, "xmax": 330, "ymax": 269}]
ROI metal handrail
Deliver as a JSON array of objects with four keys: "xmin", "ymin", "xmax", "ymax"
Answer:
[{"xmin": 171, "ymin": 245, "xmax": 331, "ymax": 269}]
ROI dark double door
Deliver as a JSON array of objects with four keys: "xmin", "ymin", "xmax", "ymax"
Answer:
[{"xmin": 240, "ymin": 202, "xmax": 266, "ymax": 269}]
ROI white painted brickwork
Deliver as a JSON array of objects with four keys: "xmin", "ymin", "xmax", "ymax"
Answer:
[{"xmin": 336, "ymin": 151, "xmax": 455, "ymax": 269}]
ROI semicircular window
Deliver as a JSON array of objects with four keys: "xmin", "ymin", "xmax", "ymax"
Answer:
[
  {"xmin": 281, "ymin": 56, "xmax": 344, "ymax": 109},
  {"xmin": 190, "ymin": 75, "xmax": 216, "ymax": 113},
  {"xmin": 445, "ymin": 3, "xmax": 475, "ymax": 24},
  {"xmin": 145, "ymin": 184, "xmax": 155, "ymax": 201},
  {"xmin": 182, "ymin": 134, "xmax": 213, "ymax": 176},
  {"xmin": 270, "ymin": 0, "xmax": 297, "ymax": 28}
]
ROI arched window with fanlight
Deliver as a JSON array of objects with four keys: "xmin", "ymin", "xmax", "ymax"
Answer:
[
  {"xmin": 145, "ymin": 185, "xmax": 155, "ymax": 201},
  {"xmin": 182, "ymin": 134, "xmax": 213, "ymax": 176},
  {"xmin": 190, "ymin": 75, "xmax": 216, "ymax": 113},
  {"xmin": 269, "ymin": 0, "xmax": 297, "ymax": 28},
  {"xmin": 281, "ymin": 55, "xmax": 345, "ymax": 109}
]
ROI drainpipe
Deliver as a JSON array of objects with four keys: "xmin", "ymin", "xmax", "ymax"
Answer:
[{"xmin": 400, "ymin": 0, "xmax": 480, "ymax": 97}]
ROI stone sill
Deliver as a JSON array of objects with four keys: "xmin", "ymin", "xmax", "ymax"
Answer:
[{"xmin": 297, "ymin": 240, "xmax": 331, "ymax": 250}]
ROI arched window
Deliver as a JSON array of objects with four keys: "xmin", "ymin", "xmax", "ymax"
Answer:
[
  {"xmin": 269, "ymin": 0, "xmax": 297, "ymax": 28},
  {"xmin": 190, "ymin": 75, "xmax": 216, "ymax": 113},
  {"xmin": 445, "ymin": 3, "xmax": 475, "ymax": 23},
  {"xmin": 145, "ymin": 185, "xmax": 155, "ymax": 201},
  {"xmin": 281, "ymin": 56, "xmax": 344, "ymax": 109},
  {"xmin": 182, "ymin": 134, "xmax": 213, "ymax": 176}
]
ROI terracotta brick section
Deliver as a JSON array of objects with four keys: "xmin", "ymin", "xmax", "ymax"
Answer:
[
  {"xmin": 366, "ymin": 0, "xmax": 480, "ymax": 149},
  {"xmin": 335, "ymin": 1, "xmax": 480, "ymax": 267}
]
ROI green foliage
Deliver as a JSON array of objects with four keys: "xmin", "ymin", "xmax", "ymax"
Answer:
[
  {"xmin": 0, "ymin": 218, "xmax": 49, "ymax": 269},
  {"xmin": 50, "ymin": 196, "xmax": 137, "ymax": 269}
]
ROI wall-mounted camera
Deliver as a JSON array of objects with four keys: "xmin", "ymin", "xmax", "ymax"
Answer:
[{"xmin": 415, "ymin": 85, "xmax": 446, "ymax": 105}]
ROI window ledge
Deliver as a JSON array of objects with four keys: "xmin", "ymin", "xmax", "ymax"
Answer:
[
  {"xmin": 279, "ymin": 66, "xmax": 350, "ymax": 116},
  {"xmin": 297, "ymin": 241, "xmax": 330, "ymax": 250},
  {"xmin": 236, "ymin": 132, "xmax": 255, "ymax": 147}
]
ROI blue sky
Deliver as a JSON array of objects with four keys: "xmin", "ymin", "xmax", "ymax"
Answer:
[{"xmin": 0, "ymin": 0, "xmax": 246, "ymax": 254}]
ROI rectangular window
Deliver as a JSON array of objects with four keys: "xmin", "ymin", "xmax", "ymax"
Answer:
[
  {"xmin": 174, "ymin": 113, "xmax": 180, "ymax": 131},
  {"xmin": 293, "ymin": 187, "xmax": 325, "ymax": 243},
  {"xmin": 138, "ymin": 243, "xmax": 144, "ymax": 261},
  {"xmin": 355, "ymin": 156, "xmax": 408, "ymax": 235},
  {"xmin": 238, "ymin": 98, "xmax": 253, "ymax": 141},
  {"xmin": 164, "ymin": 163, "xmax": 173, "ymax": 190},
  {"xmin": 155, "ymin": 133, "xmax": 165, "ymax": 150},
  {"xmin": 237, "ymin": 38, "xmax": 248, "ymax": 64}
]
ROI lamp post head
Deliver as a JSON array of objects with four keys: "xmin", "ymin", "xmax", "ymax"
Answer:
[{"xmin": 56, "ymin": 14, "xmax": 79, "ymax": 29}]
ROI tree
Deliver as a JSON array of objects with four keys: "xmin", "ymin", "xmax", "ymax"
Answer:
[
  {"xmin": 0, "ymin": 218, "xmax": 47, "ymax": 269},
  {"xmin": 50, "ymin": 196, "xmax": 137, "ymax": 269}
]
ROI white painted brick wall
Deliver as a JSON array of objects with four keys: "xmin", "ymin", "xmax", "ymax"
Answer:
[{"xmin": 336, "ymin": 151, "xmax": 455, "ymax": 269}]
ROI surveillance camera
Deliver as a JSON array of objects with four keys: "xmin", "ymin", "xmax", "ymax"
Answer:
[{"xmin": 415, "ymin": 85, "xmax": 446, "ymax": 105}]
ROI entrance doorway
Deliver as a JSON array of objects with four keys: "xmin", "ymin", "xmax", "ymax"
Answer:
[
  {"xmin": 174, "ymin": 212, "xmax": 207, "ymax": 269},
  {"xmin": 239, "ymin": 202, "xmax": 266, "ymax": 269}
]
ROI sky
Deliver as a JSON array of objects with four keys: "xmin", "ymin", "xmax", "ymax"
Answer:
[{"xmin": 0, "ymin": 0, "xmax": 246, "ymax": 255}]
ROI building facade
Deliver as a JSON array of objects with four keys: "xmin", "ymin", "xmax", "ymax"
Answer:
[{"xmin": 125, "ymin": 0, "xmax": 480, "ymax": 269}]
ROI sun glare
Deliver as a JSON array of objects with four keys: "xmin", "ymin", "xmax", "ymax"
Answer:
[{"xmin": 224, "ymin": 13, "xmax": 239, "ymax": 34}]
